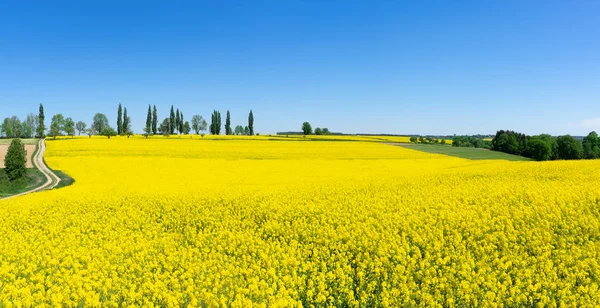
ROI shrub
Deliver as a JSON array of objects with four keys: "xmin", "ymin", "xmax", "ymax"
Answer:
[{"xmin": 4, "ymin": 139, "xmax": 27, "ymax": 180}]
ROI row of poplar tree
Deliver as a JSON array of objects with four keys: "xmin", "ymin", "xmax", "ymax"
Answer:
[
  {"xmin": 1, "ymin": 104, "xmax": 256, "ymax": 139},
  {"xmin": 141, "ymin": 105, "xmax": 255, "ymax": 137}
]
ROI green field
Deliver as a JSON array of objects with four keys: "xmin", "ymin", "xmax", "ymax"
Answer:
[
  {"xmin": 397, "ymin": 144, "xmax": 531, "ymax": 161},
  {"xmin": 0, "ymin": 138, "xmax": 38, "ymax": 145},
  {"xmin": 0, "ymin": 169, "xmax": 46, "ymax": 198}
]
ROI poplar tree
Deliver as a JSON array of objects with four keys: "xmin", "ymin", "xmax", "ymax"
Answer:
[
  {"xmin": 122, "ymin": 107, "xmax": 129, "ymax": 135},
  {"xmin": 225, "ymin": 110, "xmax": 232, "ymax": 135},
  {"xmin": 175, "ymin": 108, "xmax": 181, "ymax": 134},
  {"xmin": 170, "ymin": 105, "xmax": 175, "ymax": 134},
  {"xmin": 117, "ymin": 103, "xmax": 123, "ymax": 134},
  {"xmin": 248, "ymin": 110, "xmax": 254, "ymax": 136},
  {"xmin": 145, "ymin": 105, "xmax": 152, "ymax": 136},
  {"xmin": 152, "ymin": 105, "xmax": 158, "ymax": 135},
  {"xmin": 37, "ymin": 104, "xmax": 45, "ymax": 138}
]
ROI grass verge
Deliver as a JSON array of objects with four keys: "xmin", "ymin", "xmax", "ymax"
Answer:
[{"xmin": 0, "ymin": 169, "xmax": 46, "ymax": 198}]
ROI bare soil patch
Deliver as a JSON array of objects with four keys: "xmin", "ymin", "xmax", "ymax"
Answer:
[{"xmin": 0, "ymin": 144, "xmax": 36, "ymax": 168}]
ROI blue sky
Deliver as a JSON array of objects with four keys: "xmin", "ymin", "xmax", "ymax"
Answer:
[{"xmin": 1, "ymin": 1, "xmax": 599, "ymax": 135}]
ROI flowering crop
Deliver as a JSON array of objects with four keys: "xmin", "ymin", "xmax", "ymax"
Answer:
[{"xmin": 0, "ymin": 137, "xmax": 598, "ymax": 306}]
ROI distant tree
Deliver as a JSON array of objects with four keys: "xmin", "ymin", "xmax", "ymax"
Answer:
[
  {"xmin": 409, "ymin": 136, "xmax": 418, "ymax": 143},
  {"xmin": 244, "ymin": 126, "xmax": 249, "ymax": 135},
  {"xmin": 183, "ymin": 121, "xmax": 191, "ymax": 135},
  {"xmin": 49, "ymin": 114, "xmax": 65, "ymax": 139},
  {"xmin": 441, "ymin": 139, "xmax": 447, "ymax": 145},
  {"xmin": 37, "ymin": 104, "xmax": 45, "ymax": 138},
  {"xmin": 234, "ymin": 125, "xmax": 244, "ymax": 135},
  {"xmin": 179, "ymin": 112, "xmax": 184, "ymax": 134},
  {"xmin": 159, "ymin": 118, "xmax": 170, "ymax": 136},
  {"xmin": 556, "ymin": 135, "xmax": 583, "ymax": 160},
  {"xmin": 210, "ymin": 110, "xmax": 221, "ymax": 135},
  {"xmin": 248, "ymin": 110, "xmax": 254, "ymax": 136},
  {"xmin": 86, "ymin": 127, "xmax": 97, "ymax": 139},
  {"xmin": 92, "ymin": 113, "xmax": 110, "ymax": 133},
  {"xmin": 526, "ymin": 136, "xmax": 553, "ymax": 161},
  {"xmin": 225, "ymin": 110, "xmax": 232, "ymax": 135},
  {"xmin": 121, "ymin": 109, "xmax": 131, "ymax": 137},
  {"xmin": 101, "ymin": 127, "xmax": 117, "ymax": 139},
  {"xmin": 419, "ymin": 136, "xmax": 425, "ymax": 143},
  {"xmin": 145, "ymin": 105, "xmax": 152, "ymax": 137},
  {"xmin": 4, "ymin": 139, "xmax": 27, "ymax": 180},
  {"xmin": 583, "ymin": 131, "xmax": 600, "ymax": 159},
  {"xmin": 175, "ymin": 108, "xmax": 181, "ymax": 134},
  {"xmin": 152, "ymin": 105, "xmax": 158, "ymax": 135},
  {"xmin": 314, "ymin": 127, "xmax": 322, "ymax": 135},
  {"xmin": 117, "ymin": 103, "xmax": 123, "ymax": 135},
  {"xmin": 302, "ymin": 122, "xmax": 312, "ymax": 135},
  {"xmin": 1, "ymin": 118, "xmax": 12, "ymax": 138},
  {"xmin": 492, "ymin": 131, "xmax": 520, "ymax": 155},
  {"xmin": 170, "ymin": 105, "xmax": 176, "ymax": 134},
  {"xmin": 321, "ymin": 128, "xmax": 330, "ymax": 135},
  {"xmin": 76, "ymin": 121, "xmax": 87, "ymax": 136},
  {"xmin": 64, "ymin": 117, "xmax": 75, "ymax": 138},
  {"xmin": 25, "ymin": 113, "xmax": 38, "ymax": 138},
  {"xmin": 20, "ymin": 117, "xmax": 33, "ymax": 138},
  {"xmin": 191, "ymin": 115, "xmax": 204, "ymax": 134},
  {"xmin": 199, "ymin": 118, "xmax": 207, "ymax": 137}
]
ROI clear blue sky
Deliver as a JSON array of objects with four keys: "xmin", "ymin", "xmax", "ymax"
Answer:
[{"xmin": 1, "ymin": 1, "xmax": 599, "ymax": 135}]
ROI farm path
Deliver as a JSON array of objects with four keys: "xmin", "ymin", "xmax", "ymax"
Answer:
[{"xmin": 1, "ymin": 139, "xmax": 61, "ymax": 200}]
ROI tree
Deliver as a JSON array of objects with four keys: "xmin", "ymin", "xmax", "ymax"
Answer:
[
  {"xmin": 175, "ymin": 108, "xmax": 181, "ymax": 134},
  {"xmin": 37, "ymin": 104, "xmax": 45, "ymax": 138},
  {"xmin": 25, "ymin": 113, "xmax": 37, "ymax": 138},
  {"xmin": 526, "ymin": 136, "xmax": 553, "ymax": 161},
  {"xmin": 492, "ymin": 131, "xmax": 520, "ymax": 155},
  {"xmin": 225, "ymin": 111, "xmax": 232, "ymax": 135},
  {"xmin": 302, "ymin": 122, "xmax": 312, "ymax": 135},
  {"xmin": 86, "ymin": 127, "xmax": 97, "ymax": 139},
  {"xmin": 248, "ymin": 110, "xmax": 254, "ymax": 136},
  {"xmin": 170, "ymin": 105, "xmax": 176, "ymax": 134},
  {"xmin": 183, "ymin": 121, "xmax": 191, "ymax": 135},
  {"xmin": 410, "ymin": 136, "xmax": 418, "ymax": 143},
  {"xmin": 583, "ymin": 131, "xmax": 600, "ymax": 159},
  {"xmin": 556, "ymin": 135, "xmax": 583, "ymax": 160},
  {"xmin": 4, "ymin": 139, "xmax": 27, "ymax": 180},
  {"xmin": 191, "ymin": 115, "xmax": 204, "ymax": 134},
  {"xmin": 1, "ymin": 118, "xmax": 13, "ymax": 138},
  {"xmin": 121, "ymin": 108, "xmax": 131, "ymax": 137},
  {"xmin": 101, "ymin": 127, "xmax": 117, "ymax": 139},
  {"xmin": 314, "ymin": 127, "xmax": 322, "ymax": 135},
  {"xmin": 152, "ymin": 105, "xmax": 158, "ymax": 135},
  {"xmin": 244, "ymin": 126, "xmax": 249, "ymax": 135},
  {"xmin": 179, "ymin": 112, "xmax": 184, "ymax": 134},
  {"xmin": 210, "ymin": 110, "xmax": 221, "ymax": 135},
  {"xmin": 234, "ymin": 125, "xmax": 244, "ymax": 135},
  {"xmin": 92, "ymin": 113, "xmax": 110, "ymax": 133},
  {"xmin": 199, "ymin": 118, "xmax": 207, "ymax": 137},
  {"xmin": 76, "ymin": 121, "xmax": 87, "ymax": 136},
  {"xmin": 159, "ymin": 118, "xmax": 170, "ymax": 136},
  {"xmin": 49, "ymin": 114, "xmax": 65, "ymax": 139},
  {"xmin": 321, "ymin": 128, "xmax": 330, "ymax": 135},
  {"xmin": 64, "ymin": 117, "xmax": 75, "ymax": 138},
  {"xmin": 117, "ymin": 103, "xmax": 123, "ymax": 135}
]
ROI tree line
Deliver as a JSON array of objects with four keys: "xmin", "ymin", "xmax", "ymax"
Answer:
[
  {"xmin": 491, "ymin": 130, "xmax": 600, "ymax": 161},
  {"xmin": 451, "ymin": 136, "xmax": 491, "ymax": 148},
  {"xmin": 1, "ymin": 104, "xmax": 256, "ymax": 139},
  {"xmin": 301, "ymin": 122, "xmax": 331, "ymax": 135},
  {"xmin": 409, "ymin": 136, "xmax": 447, "ymax": 144}
]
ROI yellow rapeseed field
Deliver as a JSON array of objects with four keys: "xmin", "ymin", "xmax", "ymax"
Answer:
[{"xmin": 1, "ymin": 137, "xmax": 599, "ymax": 307}]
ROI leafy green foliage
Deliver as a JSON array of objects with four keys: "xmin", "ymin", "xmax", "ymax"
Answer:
[{"xmin": 4, "ymin": 139, "xmax": 27, "ymax": 181}]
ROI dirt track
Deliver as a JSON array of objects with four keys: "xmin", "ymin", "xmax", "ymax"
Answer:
[
  {"xmin": 1, "ymin": 139, "xmax": 61, "ymax": 200},
  {"xmin": 0, "ymin": 144, "xmax": 36, "ymax": 168}
]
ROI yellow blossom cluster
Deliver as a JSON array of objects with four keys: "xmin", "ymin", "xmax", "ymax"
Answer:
[{"xmin": 0, "ymin": 137, "xmax": 598, "ymax": 306}]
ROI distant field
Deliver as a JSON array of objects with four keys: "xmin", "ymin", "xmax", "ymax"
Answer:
[
  {"xmin": 0, "ymin": 138, "xmax": 38, "ymax": 145},
  {"xmin": 397, "ymin": 144, "xmax": 531, "ymax": 161}
]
